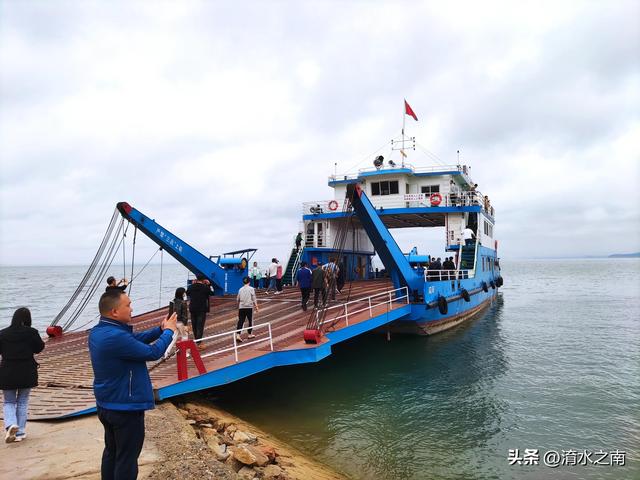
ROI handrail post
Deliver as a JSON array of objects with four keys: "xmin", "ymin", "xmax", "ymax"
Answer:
[
  {"xmin": 344, "ymin": 304, "xmax": 349, "ymax": 326},
  {"xmin": 388, "ymin": 291, "xmax": 392, "ymax": 307},
  {"xmin": 268, "ymin": 323, "xmax": 274, "ymax": 351},
  {"xmin": 368, "ymin": 297, "xmax": 373, "ymax": 316},
  {"xmin": 232, "ymin": 334, "xmax": 238, "ymax": 363}
]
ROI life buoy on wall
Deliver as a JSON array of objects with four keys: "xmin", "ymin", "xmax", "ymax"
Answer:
[
  {"xmin": 430, "ymin": 193, "xmax": 443, "ymax": 206},
  {"xmin": 240, "ymin": 258, "xmax": 248, "ymax": 270},
  {"xmin": 437, "ymin": 296, "xmax": 448, "ymax": 315},
  {"xmin": 328, "ymin": 200, "xmax": 339, "ymax": 211}
]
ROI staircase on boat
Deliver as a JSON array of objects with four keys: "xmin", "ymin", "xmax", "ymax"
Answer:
[{"xmin": 282, "ymin": 237, "xmax": 304, "ymax": 286}]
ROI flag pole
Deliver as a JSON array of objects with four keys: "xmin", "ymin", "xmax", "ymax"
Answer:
[{"xmin": 402, "ymin": 100, "xmax": 406, "ymax": 167}]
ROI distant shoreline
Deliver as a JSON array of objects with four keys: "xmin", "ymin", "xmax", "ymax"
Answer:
[{"xmin": 2, "ymin": 255, "xmax": 640, "ymax": 268}]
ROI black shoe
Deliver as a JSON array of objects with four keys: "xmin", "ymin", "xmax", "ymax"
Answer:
[{"xmin": 302, "ymin": 305, "xmax": 307, "ymax": 311}]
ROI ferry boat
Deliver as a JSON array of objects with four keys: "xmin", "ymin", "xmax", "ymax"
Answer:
[
  {"xmin": 23, "ymin": 116, "xmax": 503, "ymax": 420},
  {"xmin": 283, "ymin": 136, "xmax": 503, "ymax": 335}
]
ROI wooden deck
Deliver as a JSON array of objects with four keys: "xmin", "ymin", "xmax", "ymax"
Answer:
[{"xmin": 1, "ymin": 279, "xmax": 407, "ymax": 420}]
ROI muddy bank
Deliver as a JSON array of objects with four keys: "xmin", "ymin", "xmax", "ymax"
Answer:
[
  {"xmin": 0, "ymin": 400, "xmax": 347, "ymax": 480},
  {"xmin": 171, "ymin": 398, "xmax": 347, "ymax": 480}
]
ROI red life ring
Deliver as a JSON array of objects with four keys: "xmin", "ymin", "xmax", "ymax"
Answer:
[
  {"xmin": 328, "ymin": 200, "xmax": 339, "ymax": 211},
  {"xmin": 430, "ymin": 193, "xmax": 442, "ymax": 206}
]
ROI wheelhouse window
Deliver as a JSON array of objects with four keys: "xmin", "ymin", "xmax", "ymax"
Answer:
[
  {"xmin": 371, "ymin": 180, "xmax": 399, "ymax": 196},
  {"xmin": 421, "ymin": 185, "xmax": 440, "ymax": 194}
]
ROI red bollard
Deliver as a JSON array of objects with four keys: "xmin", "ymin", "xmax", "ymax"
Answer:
[
  {"xmin": 303, "ymin": 329, "xmax": 322, "ymax": 344},
  {"xmin": 46, "ymin": 326, "xmax": 63, "ymax": 338},
  {"xmin": 176, "ymin": 339, "xmax": 207, "ymax": 381}
]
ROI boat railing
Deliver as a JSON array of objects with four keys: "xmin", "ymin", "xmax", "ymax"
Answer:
[
  {"xmin": 423, "ymin": 269, "xmax": 471, "ymax": 282},
  {"xmin": 191, "ymin": 321, "xmax": 274, "ymax": 363},
  {"xmin": 303, "ymin": 191, "xmax": 492, "ymax": 214},
  {"xmin": 328, "ymin": 163, "xmax": 469, "ymax": 182},
  {"xmin": 316, "ymin": 286, "xmax": 409, "ymax": 327}
]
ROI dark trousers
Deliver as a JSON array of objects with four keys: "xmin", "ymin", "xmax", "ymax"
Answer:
[
  {"xmin": 313, "ymin": 288, "xmax": 326, "ymax": 307},
  {"xmin": 300, "ymin": 287, "xmax": 311, "ymax": 310},
  {"xmin": 276, "ymin": 278, "xmax": 282, "ymax": 292},
  {"xmin": 97, "ymin": 407, "xmax": 145, "ymax": 480},
  {"xmin": 236, "ymin": 308, "xmax": 253, "ymax": 334},
  {"xmin": 190, "ymin": 310, "xmax": 207, "ymax": 339}
]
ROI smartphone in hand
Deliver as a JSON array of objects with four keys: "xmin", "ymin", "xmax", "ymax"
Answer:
[{"xmin": 168, "ymin": 301, "xmax": 175, "ymax": 318}]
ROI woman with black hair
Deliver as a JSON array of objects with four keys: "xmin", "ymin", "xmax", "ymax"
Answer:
[
  {"xmin": 0, "ymin": 307, "xmax": 45, "ymax": 443},
  {"xmin": 170, "ymin": 287, "xmax": 189, "ymax": 332}
]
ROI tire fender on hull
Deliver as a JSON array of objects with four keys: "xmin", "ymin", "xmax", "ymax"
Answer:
[
  {"xmin": 437, "ymin": 295, "xmax": 448, "ymax": 315},
  {"xmin": 460, "ymin": 288, "xmax": 470, "ymax": 302},
  {"xmin": 481, "ymin": 282, "xmax": 489, "ymax": 293}
]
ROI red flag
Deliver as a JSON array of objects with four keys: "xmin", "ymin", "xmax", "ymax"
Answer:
[{"xmin": 404, "ymin": 100, "xmax": 418, "ymax": 121}]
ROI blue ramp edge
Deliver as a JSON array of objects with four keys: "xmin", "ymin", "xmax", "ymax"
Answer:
[{"xmin": 156, "ymin": 304, "xmax": 411, "ymax": 400}]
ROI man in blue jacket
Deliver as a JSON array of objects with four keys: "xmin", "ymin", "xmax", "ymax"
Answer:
[
  {"xmin": 89, "ymin": 289, "xmax": 176, "ymax": 480},
  {"xmin": 296, "ymin": 261, "xmax": 313, "ymax": 311}
]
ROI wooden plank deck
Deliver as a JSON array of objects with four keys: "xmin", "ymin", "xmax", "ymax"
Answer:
[{"xmin": 1, "ymin": 279, "xmax": 402, "ymax": 420}]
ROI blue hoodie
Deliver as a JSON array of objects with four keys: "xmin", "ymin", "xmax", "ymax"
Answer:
[
  {"xmin": 297, "ymin": 266, "xmax": 312, "ymax": 289},
  {"xmin": 88, "ymin": 317, "xmax": 174, "ymax": 411}
]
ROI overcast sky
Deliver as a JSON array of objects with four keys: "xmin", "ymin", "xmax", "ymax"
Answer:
[{"xmin": 1, "ymin": 0, "xmax": 639, "ymax": 267}]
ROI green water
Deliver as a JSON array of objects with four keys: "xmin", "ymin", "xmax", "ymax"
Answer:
[{"xmin": 207, "ymin": 259, "xmax": 640, "ymax": 479}]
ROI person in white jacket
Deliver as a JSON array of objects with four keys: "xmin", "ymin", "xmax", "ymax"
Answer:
[{"xmin": 266, "ymin": 258, "xmax": 279, "ymax": 294}]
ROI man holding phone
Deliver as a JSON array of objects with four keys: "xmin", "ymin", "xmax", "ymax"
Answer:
[{"xmin": 89, "ymin": 289, "xmax": 177, "ymax": 480}]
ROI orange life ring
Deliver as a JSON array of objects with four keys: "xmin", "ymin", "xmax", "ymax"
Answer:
[
  {"xmin": 328, "ymin": 200, "xmax": 339, "ymax": 211},
  {"xmin": 430, "ymin": 193, "xmax": 442, "ymax": 206}
]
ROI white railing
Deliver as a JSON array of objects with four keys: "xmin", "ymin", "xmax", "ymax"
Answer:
[
  {"xmin": 302, "ymin": 191, "xmax": 492, "ymax": 214},
  {"xmin": 191, "ymin": 322, "xmax": 274, "ymax": 363},
  {"xmin": 315, "ymin": 287, "xmax": 409, "ymax": 327},
  {"xmin": 423, "ymin": 269, "xmax": 471, "ymax": 281},
  {"xmin": 328, "ymin": 163, "xmax": 470, "ymax": 182}
]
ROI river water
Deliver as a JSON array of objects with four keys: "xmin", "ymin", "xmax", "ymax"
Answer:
[{"xmin": 1, "ymin": 259, "xmax": 638, "ymax": 479}]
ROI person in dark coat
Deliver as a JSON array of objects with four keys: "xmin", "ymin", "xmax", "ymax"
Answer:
[
  {"xmin": 186, "ymin": 275, "xmax": 214, "ymax": 348},
  {"xmin": 296, "ymin": 262, "xmax": 312, "ymax": 311},
  {"xmin": 170, "ymin": 287, "xmax": 189, "ymax": 326},
  {"xmin": 311, "ymin": 265, "xmax": 326, "ymax": 308},
  {"xmin": 0, "ymin": 307, "xmax": 45, "ymax": 443},
  {"xmin": 105, "ymin": 276, "xmax": 128, "ymax": 292}
]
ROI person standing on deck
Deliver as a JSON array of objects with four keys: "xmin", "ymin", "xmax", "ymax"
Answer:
[
  {"xmin": 170, "ymin": 287, "xmax": 189, "ymax": 337},
  {"xmin": 296, "ymin": 262, "xmax": 312, "ymax": 311},
  {"xmin": 275, "ymin": 260, "xmax": 283, "ymax": 294},
  {"xmin": 266, "ymin": 258, "xmax": 278, "ymax": 294},
  {"xmin": 312, "ymin": 265, "xmax": 326, "ymax": 308},
  {"xmin": 88, "ymin": 290, "xmax": 177, "ymax": 480},
  {"xmin": 236, "ymin": 277, "xmax": 259, "ymax": 343},
  {"xmin": 186, "ymin": 275, "xmax": 214, "ymax": 349},
  {"xmin": 323, "ymin": 258, "xmax": 339, "ymax": 301},
  {"xmin": 106, "ymin": 276, "xmax": 128, "ymax": 292},
  {"xmin": 249, "ymin": 261, "xmax": 262, "ymax": 289},
  {"xmin": 1, "ymin": 307, "xmax": 45, "ymax": 444}
]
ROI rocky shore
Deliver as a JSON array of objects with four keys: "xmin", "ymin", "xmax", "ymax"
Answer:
[{"xmin": 0, "ymin": 398, "xmax": 347, "ymax": 480}]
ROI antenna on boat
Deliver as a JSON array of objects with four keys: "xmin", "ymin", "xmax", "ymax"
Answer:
[{"xmin": 457, "ymin": 150, "xmax": 460, "ymax": 166}]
